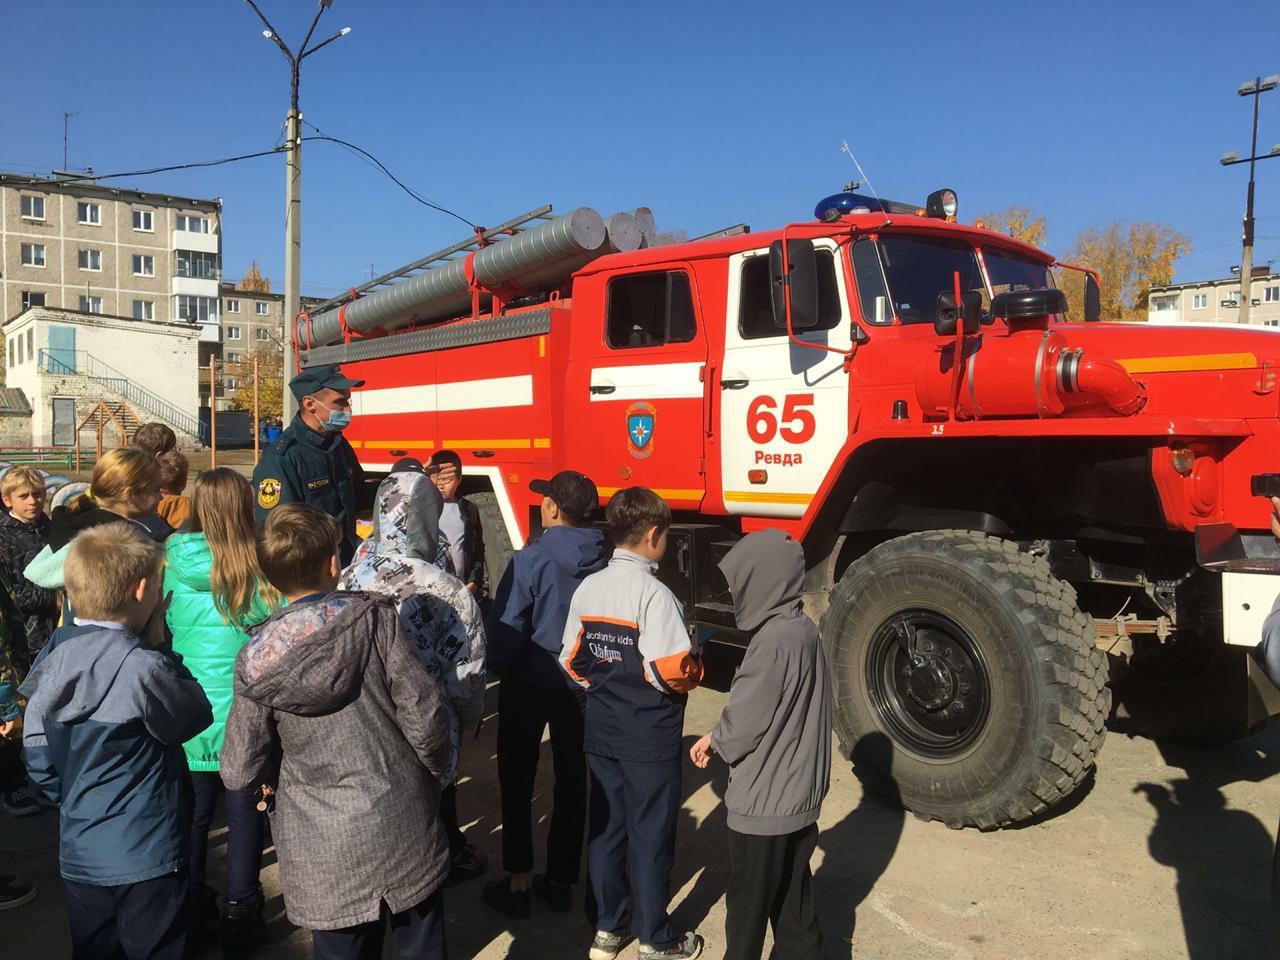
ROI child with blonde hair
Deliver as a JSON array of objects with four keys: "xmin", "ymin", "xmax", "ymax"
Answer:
[
  {"xmin": 21, "ymin": 522, "xmax": 212, "ymax": 958},
  {"xmin": 0, "ymin": 466, "xmax": 57, "ymax": 658},
  {"xmin": 165, "ymin": 469, "xmax": 282, "ymax": 947},
  {"xmin": 23, "ymin": 448, "xmax": 170, "ymax": 606}
]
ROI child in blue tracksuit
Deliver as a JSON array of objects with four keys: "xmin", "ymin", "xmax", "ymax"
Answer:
[
  {"xmin": 21, "ymin": 523, "xmax": 212, "ymax": 959},
  {"xmin": 482, "ymin": 471, "xmax": 609, "ymax": 919},
  {"xmin": 559, "ymin": 487, "xmax": 705, "ymax": 960}
]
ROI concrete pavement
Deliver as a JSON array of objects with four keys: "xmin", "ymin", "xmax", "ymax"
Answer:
[{"xmin": 3, "ymin": 651, "xmax": 1277, "ymax": 959}]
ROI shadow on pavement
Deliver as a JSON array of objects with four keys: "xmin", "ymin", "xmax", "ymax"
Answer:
[
  {"xmin": 815, "ymin": 732, "xmax": 905, "ymax": 956},
  {"xmin": 1134, "ymin": 723, "xmax": 1280, "ymax": 960}
]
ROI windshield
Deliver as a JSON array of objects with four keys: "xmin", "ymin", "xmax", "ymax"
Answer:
[
  {"xmin": 874, "ymin": 236, "xmax": 986, "ymax": 324},
  {"xmin": 983, "ymin": 248, "xmax": 1055, "ymax": 296}
]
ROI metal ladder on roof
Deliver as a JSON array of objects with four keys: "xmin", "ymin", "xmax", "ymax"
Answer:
[{"xmin": 307, "ymin": 205, "xmax": 557, "ymax": 317}]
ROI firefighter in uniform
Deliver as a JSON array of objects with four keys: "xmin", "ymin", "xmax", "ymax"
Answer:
[{"xmin": 253, "ymin": 365, "xmax": 366, "ymax": 563}]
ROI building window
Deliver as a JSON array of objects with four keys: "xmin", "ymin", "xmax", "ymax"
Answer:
[
  {"xmin": 20, "ymin": 196, "xmax": 45, "ymax": 220},
  {"xmin": 174, "ymin": 295, "xmax": 219, "ymax": 324},
  {"xmin": 26, "ymin": 328, "xmax": 32, "ymax": 358},
  {"xmin": 175, "ymin": 214, "xmax": 210, "ymax": 234},
  {"xmin": 6, "ymin": 342, "xmax": 11, "ymax": 369},
  {"xmin": 255, "ymin": 302, "xmax": 269, "ymax": 316},
  {"xmin": 226, "ymin": 299, "xmax": 240, "ymax": 313},
  {"xmin": 78, "ymin": 249, "xmax": 102, "ymax": 272},
  {"xmin": 226, "ymin": 326, "xmax": 241, "ymax": 340},
  {"xmin": 1151, "ymin": 295, "xmax": 1178, "ymax": 312},
  {"xmin": 1192, "ymin": 293, "xmax": 1208, "ymax": 309},
  {"xmin": 79, "ymin": 296, "xmax": 103, "ymax": 315},
  {"xmin": 132, "ymin": 209, "xmax": 153, "ymax": 232},
  {"xmin": 256, "ymin": 328, "xmax": 270, "ymax": 342},
  {"xmin": 20, "ymin": 291, "xmax": 45, "ymax": 310},
  {"xmin": 15, "ymin": 337, "xmax": 21, "ymax": 365},
  {"xmin": 77, "ymin": 202, "xmax": 101, "ymax": 225},
  {"xmin": 605, "ymin": 271, "xmax": 698, "ymax": 349},
  {"xmin": 226, "ymin": 351, "xmax": 241, "ymax": 363},
  {"xmin": 20, "ymin": 243, "xmax": 46, "ymax": 267},
  {"xmin": 1266, "ymin": 319, "xmax": 1280, "ymax": 327},
  {"xmin": 132, "ymin": 299, "xmax": 154, "ymax": 321},
  {"xmin": 175, "ymin": 249, "xmax": 220, "ymax": 280},
  {"xmin": 1266, "ymin": 287, "xmax": 1280, "ymax": 303},
  {"xmin": 225, "ymin": 377, "xmax": 239, "ymax": 391},
  {"xmin": 132, "ymin": 254, "xmax": 155, "ymax": 277}
]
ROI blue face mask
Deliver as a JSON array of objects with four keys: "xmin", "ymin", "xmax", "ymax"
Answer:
[{"xmin": 321, "ymin": 407, "xmax": 352, "ymax": 433}]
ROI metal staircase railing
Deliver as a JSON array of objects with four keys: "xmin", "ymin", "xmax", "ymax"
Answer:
[{"xmin": 37, "ymin": 349, "xmax": 203, "ymax": 440}]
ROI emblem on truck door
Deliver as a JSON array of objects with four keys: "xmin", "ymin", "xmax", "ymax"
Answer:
[{"xmin": 626, "ymin": 402, "xmax": 656, "ymax": 459}]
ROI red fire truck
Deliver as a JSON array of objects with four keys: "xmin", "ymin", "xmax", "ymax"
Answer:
[{"xmin": 297, "ymin": 193, "xmax": 1280, "ymax": 829}]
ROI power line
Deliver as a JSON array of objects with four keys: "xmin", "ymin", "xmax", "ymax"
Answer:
[
  {"xmin": 299, "ymin": 123, "xmax": 475, "ymax": 229},
  {"xmin": 46, "ymin": 147, "xmax": 287, "ymax": 184}
]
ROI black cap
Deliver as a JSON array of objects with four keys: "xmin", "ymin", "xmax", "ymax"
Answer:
[
  {"xmin": 390, "ymin": 457, "xmax": 424, "ymax": 474},
  {"xmin": 530, "ymin": 470, "xmax": 599, "ymax": 523},
  {"xmin": 289, "ymin": 364, "xmax": 365, "ymax": 400}
]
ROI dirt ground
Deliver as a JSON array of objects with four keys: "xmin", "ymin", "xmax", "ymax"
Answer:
[{"xmin": 3, "ymin": 648, "xmax": 1277, "ymax": 960}]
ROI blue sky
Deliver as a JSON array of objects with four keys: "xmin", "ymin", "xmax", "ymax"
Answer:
[{"xmin": 3, "ymin": 0, "xmax": 1278, "ymax": 298}]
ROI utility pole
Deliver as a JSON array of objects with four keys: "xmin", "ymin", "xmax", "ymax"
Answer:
[
  {"xmin": 242, "ymin": 0, "xmax": 351, "ymax": 420},
  {"xmin": 1221, "ymin": 75, "xmax": 1280, "ymax": 325}
]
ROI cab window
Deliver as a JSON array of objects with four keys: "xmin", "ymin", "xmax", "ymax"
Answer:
[
  {"xmin": 606, "ymin": 271, "xmax": 697, "ymax": 349},
  {"xmin": 851, "ymin": 239, "xmax": 893, "ymax": 325},
  {"xmin": 738, "ymin": 250, "xmax": 841, "ymax": 340}
]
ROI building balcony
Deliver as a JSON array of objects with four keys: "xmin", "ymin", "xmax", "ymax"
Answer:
[
  {"xmin": 171, "ymin": 229, "xmax": 218, "ymax": 255},
  {"xmin": 174, "ymin": 264, "xmax": 222, "ymax": 281},
  {"xmin": 172, "ymin": 275, "xmax": 221, "ymax": 298}
]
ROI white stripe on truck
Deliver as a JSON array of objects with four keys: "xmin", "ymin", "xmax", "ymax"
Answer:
[{"xmin": 354, "ymin": 374, "xmax": 534, "ymax": 416}]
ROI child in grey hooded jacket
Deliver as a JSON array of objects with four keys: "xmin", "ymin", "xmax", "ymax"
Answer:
[{"xmin": 690, "ymin": 528, "xmax": 831, "ymax": 960}]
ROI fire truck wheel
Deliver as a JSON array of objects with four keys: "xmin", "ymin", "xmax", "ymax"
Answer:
[
  {"xmin": 820, "ymin": 529, "xmax": 1110, "ymax": 830},
  {"xmin": 472, "ymin": 491, "xmax": 515, "ymax": 595}
]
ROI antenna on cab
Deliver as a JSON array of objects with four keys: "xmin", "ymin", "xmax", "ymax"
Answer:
[{"xmin": 840, "ymin": 140, "xmax": 892, "ymax": 227}]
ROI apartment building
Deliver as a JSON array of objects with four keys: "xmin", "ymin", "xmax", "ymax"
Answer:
[
  {"xmin": 1147, "ymin": 264, "xmax": 1280, "ymax": 326},
  {"xmin": 0, "ymin": 172, "xmax": 223, "ymax": 332},
  {"xmin": 216, "ymin": 282, "xmax": 321, "ymax": 403}
]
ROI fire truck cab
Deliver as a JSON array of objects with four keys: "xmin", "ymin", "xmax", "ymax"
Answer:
[{"xmin": 300, "ymin": 193, "xmax": 1280, "ymax": 830}]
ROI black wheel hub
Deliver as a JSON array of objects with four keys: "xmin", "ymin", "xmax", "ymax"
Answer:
[{"xmin": 868, "ymin": 610, "xmax": 991, "ymax": 757}]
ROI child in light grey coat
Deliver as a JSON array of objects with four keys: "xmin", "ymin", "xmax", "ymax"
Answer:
[{"xmin": 690, "ymin": 528, "xmax": 832, "ymax": 960}]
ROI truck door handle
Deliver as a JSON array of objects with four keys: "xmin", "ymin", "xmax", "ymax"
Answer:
[
  {"xmin": 590, "ymin": 384, "xmax": 616, "ymax": 395},
  {"xmin": 720, "ymin": 378, "xmax": 749, "ymax": 390}
]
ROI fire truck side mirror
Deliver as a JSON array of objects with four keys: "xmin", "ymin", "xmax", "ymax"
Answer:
[
  {"xmin": 934, "ymin": 290, "xmax": 983, "ymax": 336},
  {"xmin": 1084, "ymin": 274, "xmax": 1102, "ymax": 322},
  {"xmin": 770, "ymin": 239, "xmax": 820, "ymax": 333}
]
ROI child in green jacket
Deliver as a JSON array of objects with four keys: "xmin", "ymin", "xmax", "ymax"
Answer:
[{"xmin": 165, "ymin": 469, "xmax": 281, "ymax": 948}]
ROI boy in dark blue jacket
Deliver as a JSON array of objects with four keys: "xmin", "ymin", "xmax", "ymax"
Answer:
[
  {"xmin": 482, "ymin": 471, "xmax": 609, "ymax": 918},
  {"xmin": 21, "ymin": 523, "xmax": 212, "ymax": 959}
]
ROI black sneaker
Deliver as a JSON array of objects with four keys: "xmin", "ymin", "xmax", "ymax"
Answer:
[
  {"xmin": 447, "ymin": 842, "xmax": 488, "ymax": 885},
  {"xmin": 589, "ymin": 930, "xmax": 635, "ymax": 960},
  {"xmin": 639, "ymin": 932, "xmax": 704, "ymax": 959},
  {"xmin": 531, "ymin": 873, "xmax": 572, "ymax": 912},
  {"xmin": 0, "ymin": 874, "xmax": 37, "ymax": 911},
  {"xmin": 2, "ymin": 786, "xmax": 43, "ymax": 817},
  {"xmin": 222, "ymin": 886, "xmax": 265, "ymax": 948},
  {"xmin": 481, "ymin": 876, "xmax": 530, "ymax": 919}
]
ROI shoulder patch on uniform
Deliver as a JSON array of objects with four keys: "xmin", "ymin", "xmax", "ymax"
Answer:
[{"xmin": 258, "ymin": 478, "xmax": 282, "ymax": 510}]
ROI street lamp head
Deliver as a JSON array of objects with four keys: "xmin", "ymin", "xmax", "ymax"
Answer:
[
  {"xmin": 1272, "ymin": 144, "xmax": 1280, "ymax": 156},
  {"xmin": 319, "ymin": 0, "xmax": 332, "ymax": 8},
  {"xmin": 1221, "ymin": 151, "xmax": 1241, "ymax": 165},
  {"xmin": 1264, "ymin": 75, "xmax": 1280, "ymax": 91},
  {"xmin": 262, "ymin": 29, "xmax": 274, "ymax": 39},
  {"xmin": 339, "ymin": 26, "xmax": 351, "ymax": 35},
  {"xmin": 1240, "ymin": 80, "xmax": 1258, "ymax": 96}
]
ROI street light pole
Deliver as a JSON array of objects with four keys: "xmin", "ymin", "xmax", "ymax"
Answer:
[
  {"xmin": 242, "ymin": 0, "xmax": 350, "ymax": 420},
  {"xmin": 1221, "ymin": 75, "xmax": 1280, "ymax": 325}
]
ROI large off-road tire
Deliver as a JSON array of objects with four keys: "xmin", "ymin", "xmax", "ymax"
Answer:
[
  {"xmin": 820, "ymin": 530, "xmax": 1109, "ymax": 829},
  {"xmin": 470, "ymin": 490, "xmax": 515, "ymax": 595}
]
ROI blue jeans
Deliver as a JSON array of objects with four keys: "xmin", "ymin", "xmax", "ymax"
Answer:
[
  {"xmin": 189, "ymin": 771, "xmax": 264, "ymax": 901},
  {"xmin": 585, "ymin": 753, "xmax": 682, "ymax": 949}
]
